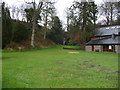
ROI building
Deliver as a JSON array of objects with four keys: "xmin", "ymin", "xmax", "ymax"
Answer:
[{"xmin": 85, "ymin": 25, "xmax": 120, "ymax": 53}]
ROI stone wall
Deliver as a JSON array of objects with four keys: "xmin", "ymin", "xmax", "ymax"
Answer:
[
  {"xmin": 115, "ymin": 45, "xmax": 120, "ymax": 53},
  {"xmin": 94, "ymin": 45, "xmax": 103, "ymax": 52},
  {"xmin": 86, "ymin": 45, "xmax": 120, "ymax": 53},
  {"xmin": 85, "ymin": 45, "xmax": 92, "ymax": 52}
]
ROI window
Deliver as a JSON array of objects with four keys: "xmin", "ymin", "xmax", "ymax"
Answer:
[
  {"xmin": 103, "ymin": 45, "xmax": 115, "ymax": 52},
  {"xmin": 109, "ymin": 45, "xmax": 112, "ymax": 49}
]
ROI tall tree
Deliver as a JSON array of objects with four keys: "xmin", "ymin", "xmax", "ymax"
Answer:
[
  {"xmin": 24, "ymin": 8, "xmax": 34, "ymax": 23},
  {"xmin": 89, "ymin": 1, "xmax": 98, "ymax": 26},
  {"xmin": 32, "ymin": 1, "xmax": 43, "ymax": 48},
  {"xmin": 12, "ymin": 20, "xmax": 30, "ymax": 43},
  {"xmin": 48, "ymin": 16, "xmax": 64, "ymax": 44},
  {"xmin": 25, "ymin": 0, "xmax": 43, "ymax": 48},
  {"xmin": 2, "ymin": 2, "xmax": 12, "ymax": 48},
  {"xmin": 10, "ymin": 5, "xmax": 22, "ymax": 20},
  {"xmin": 99, "ymin": 2, "xmax": 118, "ymax": 25},
  {"xmin": 66, "ymin": 0, "xmax": 98, "ymax": 48},
  {"xmin": 40, "ymin": 2, "xmax": 56, "ymax": 39},
  {"xmin": 116, "ymin": 1, "xmax": 120, "ymax": 25},
  {"xmin": 0, "ymin": 3, "xmax": 2, "ymax": 48}
]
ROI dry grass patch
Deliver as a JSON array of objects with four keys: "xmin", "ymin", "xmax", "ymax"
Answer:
[{"xmin": 68, "ymin": 52, "xmax": 80, "ymax": 53}]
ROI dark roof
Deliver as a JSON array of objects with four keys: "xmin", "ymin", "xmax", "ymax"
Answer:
[
  {"xmin": 86, "ymin": 35, "xmax": 120, "ymax": 45},
  {"xmin": 94, "ymin": 25, "xmax": 120, "ymax": 36}
]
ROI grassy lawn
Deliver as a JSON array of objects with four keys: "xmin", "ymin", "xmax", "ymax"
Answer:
[
  {"xmin": 2, "ymin": 45, "xmax": 118, "ymax": 88},
  {"xmin": 63, "ymin": 45, "xmax": 80, "ymax": 49}
]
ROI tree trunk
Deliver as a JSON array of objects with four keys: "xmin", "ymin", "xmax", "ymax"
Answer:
[
  {"xmin": 44, "ymin": 8, "xmax": 48, "ymax": 40},
  {"xmin": 31, "ymin": 22, "xmax": 35, "ymax": 48},
  {"xmin": 31, "ymin": 0, "xmax": 36, "ymax": 48},
  {"xmin": 110, "ymin": 4, "xmax": 113, "ymax": 25},
  {"xmin": 43, "ymin": 29, "xmax": 46, "ymax": 39}
]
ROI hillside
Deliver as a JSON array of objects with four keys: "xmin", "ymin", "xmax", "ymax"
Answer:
[{"xmin": 4, "ymin": 20, "xmax": 56, "ymax": 50}]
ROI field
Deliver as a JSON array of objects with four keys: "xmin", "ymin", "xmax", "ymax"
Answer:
[
  {"xmin": 2, "ymin": 45, "xmax": 118, "ymax": 88},
  {"xmin": 63, "ymin": 45, "xmax": 80, "ymax": 48}
]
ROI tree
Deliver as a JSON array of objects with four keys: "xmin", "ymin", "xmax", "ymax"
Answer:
[
  {"xmin": 25, "ymin": 0, "xmax": 43, "ymax": 48},
  {"xmin": 12, "ymin": 20, "xmax": 30, "ymax": 43},
  {"xmin": 48, "ymin": 16, "xmax": 64, "ymax": 44},
  {"xmin": 89, "ymin": 1, "xmax": 98, "ymax": 26},
  {"xmin": 32, "ymin": 1, "xmax": 43, "ymax": 48},
  {"xmin": 66, "ymin": 0, "xmax": 98, "ymax": 48},
  {"xmin": 10, "ymin": 5, "xmax": 21, "ymax": 20},
  {"xmin": 99, "ymin": 2, "xmax": 118, "ymax": 25},
  {"xmin": 116, "ymin": 1, "xmax": 120, "ymax": 25},
  {"xmin": 24, "ymin": 8, "xmax": 34, "ymax": 23},
  {"xmin": 2, "ymin": 2, "xmax": 13, "ymax": 48},
  {"xmin": 40, "ymin": 2, "xmax": 56, "ymax": 39},
  {"xmin": 0, "ymin": 3, "xmax": 2, "ymax": 48}
]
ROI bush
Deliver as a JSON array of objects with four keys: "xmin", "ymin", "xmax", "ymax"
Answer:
[
  {"xmin": 12, "ymin": 21, "xmax": 30, "ymax": 43},
  {"xmin": 5, "ymin": 42, "xmax": 18, "ymax": 50}
]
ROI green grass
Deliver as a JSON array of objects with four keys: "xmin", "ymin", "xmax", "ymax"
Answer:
[
  {"xmin": 63, "ymin": 45, "xmax": 80, "ymax": 49},
  {"xmin": 2, "ymin": 45, "xmax": 118, "ymax": 88}
]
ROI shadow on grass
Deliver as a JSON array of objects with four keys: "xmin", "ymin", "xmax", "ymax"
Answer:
[{"xmin": 2, "ymin": 57, "xmax": 10, "ymax": 60}]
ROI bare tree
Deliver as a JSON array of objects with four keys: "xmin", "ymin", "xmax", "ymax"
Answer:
[
  {"xmin": 40, "ymin": 2, "xmax": 56, "ymax": 39},
  {"xmin": 99, "ymin": 2, "xmax": 118, "ymax": 25},
  {"xmin": 19, "ymin": 4, "xmax": 27, "ymax": 22},
  {"xmin": 10, "ymin": 5, "xmax": 22, "ymax": 20},
  {"xmin": 25, "ymin": 0, "xmax": 43, "ymax": 48},
  {"xmin": 11, "ymin": 5, "xmax": 16, "ymax": 19},
  {"xmin": 31, "ymin": 0, "xmax": 43, "ymax": 47},
  {"xmin": 16, "ymin": 7, "xmax": 21, "ymax": 20}
]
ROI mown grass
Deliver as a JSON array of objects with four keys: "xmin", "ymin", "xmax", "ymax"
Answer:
[
  {"xmin": 63, "ymin": 45, "xmax": 80, "ymax": 49},
  {"xmin": 2, "ymin": 45, "xmax": 118, "ymax": 88}
]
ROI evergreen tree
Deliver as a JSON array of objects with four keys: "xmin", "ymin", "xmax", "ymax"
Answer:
[
  {"xmin": 48, "ymin": 16, "xmax": 64, "ymax": 44},
  {"xmin": 66, "ymin": 0, "xmax": 98, "ymax": 48},
  {"xmin": 2, "ymin": 2, "xmax": 12, "ymax": 48}
]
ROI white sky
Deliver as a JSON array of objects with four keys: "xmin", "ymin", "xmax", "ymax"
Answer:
[{"xmin": 3, "ymin": 0, "xmax": 103, "ymax": 27}]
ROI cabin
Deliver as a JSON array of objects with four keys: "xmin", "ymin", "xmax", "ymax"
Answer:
[{"xmin": 85, "ymin": 25, "xmax": 120, "ymax": 53}]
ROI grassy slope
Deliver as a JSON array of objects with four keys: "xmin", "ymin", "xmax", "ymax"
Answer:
[{"xmin": 2, "ymin": 45, "xmax": 118, "ymax": 88}]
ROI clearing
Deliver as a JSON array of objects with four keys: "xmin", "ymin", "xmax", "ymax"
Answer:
[{"xmin": 2, "ymin": 45, "xmax": 118, "ymax": 88}]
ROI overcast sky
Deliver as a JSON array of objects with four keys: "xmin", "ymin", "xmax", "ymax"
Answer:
[{"xmin": 3, "ymin": 0, "xmax": 103, "ymax": 27}]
